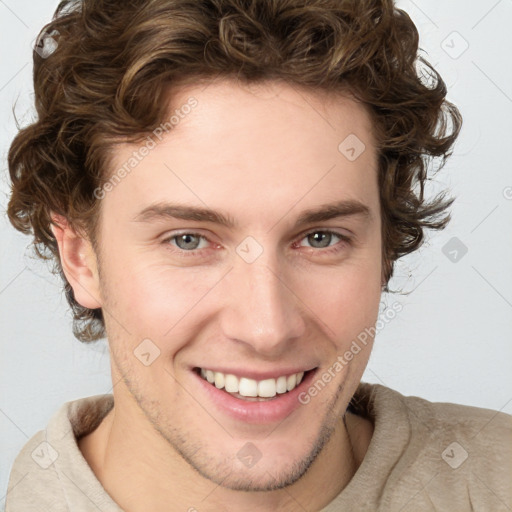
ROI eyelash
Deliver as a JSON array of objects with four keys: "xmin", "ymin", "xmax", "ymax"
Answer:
[{"xmin": 161, "ymin": 229, "xmax": 352, "ymax": 258}]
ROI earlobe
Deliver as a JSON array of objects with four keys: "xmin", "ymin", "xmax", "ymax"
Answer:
[{"xmin": 50, "ymin": 213, "xmax": 102, "ymax": 310}]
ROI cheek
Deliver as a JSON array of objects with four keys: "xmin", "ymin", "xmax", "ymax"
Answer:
[
  {"xmin": 304, "ymin": 258, "xmax": 381, "ymax": 333},
  {"xmin": 102, "ymin": 256, "xmax": 221, "ymax": 337},
  {"xmin": 283, "ymin": 252, "xmax": 381, "ymax": 340}
]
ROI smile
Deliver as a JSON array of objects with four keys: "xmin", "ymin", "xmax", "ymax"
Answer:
[
  {"xmin": 193, "ymin": 366, "xmax": 318, "ymax": 423},
  {"xmin": 197, "ymin": 368, "xmax": 306, "ymax": 400}
]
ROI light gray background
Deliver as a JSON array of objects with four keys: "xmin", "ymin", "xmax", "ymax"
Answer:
[{"xmin": 1, "ymin": 0, "xmax": 511, "ymax": 506}]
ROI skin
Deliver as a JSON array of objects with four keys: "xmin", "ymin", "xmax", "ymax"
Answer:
[{"xmin": 52, "ymin": 78, "xmax": 383, "ymax": 512}]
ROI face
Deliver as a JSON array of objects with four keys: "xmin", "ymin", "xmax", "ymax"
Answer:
[{"xmin": 88, "ymin": 79, "xmax": 383, "ymax": 490}]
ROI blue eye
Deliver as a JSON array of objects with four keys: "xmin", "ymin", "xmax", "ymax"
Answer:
[
  {"xmin": 162, "ymin": 229, "xmax": 351, "ymax": 257},
  {"xmin": 171, "ymin": 233, "xmax": 206, "ymax": 251},
  {"xmin": 298, "ymin": 230, "xmax": 349, "ymax": 250}
]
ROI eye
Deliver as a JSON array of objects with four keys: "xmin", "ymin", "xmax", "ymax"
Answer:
[
  {"xmin": 162, "ymin": 229, "xmax": 351, "ymax": 257},
  {"xmin": 300, "ymin": 230, "xmax": 337, "ymax": 249},
  {"xmin": 295, "ymin": 230, "xmax": 351, "ymax": 254},
  {"xmin": 166, "ymin": 232, "xmax": 209, "ymax": 252}
]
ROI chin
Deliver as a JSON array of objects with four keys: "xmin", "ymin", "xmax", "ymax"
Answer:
[
  {"xmin": 190, "ymin": 453, "xmax": 315, "ymax": 492},
  {"xmin": 157, "ymin": 415, "xmax": 339, "ymax": 493}
]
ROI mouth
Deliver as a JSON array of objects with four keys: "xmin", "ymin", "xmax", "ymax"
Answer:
[
  {"xmin": 194, "ymin": 367, "xmax": 314, "ymax": 402},
  {"xmin": 192, "ymin": 364, "xmax": 319, "ymax": 423}
]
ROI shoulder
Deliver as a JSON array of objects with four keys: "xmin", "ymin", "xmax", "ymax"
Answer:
[
  {"xmin": 398, "ymin": 389, "xmax": 512, "ymax": 457},
  {"xmin": 359, "ymin": 382, "xmax": 512, "ymax": 445},
  {"xmin": 5, "ymin": 428, "xmax": 67, "ymax": 511},
  {"xmin": 370, "ymin": 384, "xmax": 512, "ymax": 511},
  {"xmin": 5, "ymin": 394, "xmax": 115, "ymax": 511}
]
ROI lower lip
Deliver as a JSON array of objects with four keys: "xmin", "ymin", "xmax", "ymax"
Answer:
[{"xmin": 193, "ymin": 369, "xmax": 317, "ymax": 424}]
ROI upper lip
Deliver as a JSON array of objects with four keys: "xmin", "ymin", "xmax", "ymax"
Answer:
[{"xmin": 193, "ymin": 366, "xmax": 317, "ymax": 381}]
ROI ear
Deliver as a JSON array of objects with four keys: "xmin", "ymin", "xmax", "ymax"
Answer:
[{"xmin": 50, "ymin": 213, "xmax": 102, "ymax": 309}]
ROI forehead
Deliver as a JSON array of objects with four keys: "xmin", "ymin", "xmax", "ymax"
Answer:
[
  {"xmin": 102, "ymin": 78, "xmax": 379, "ymax": 228},
  {"xmin": 168, "ymin": 78, "xmax": 374, "ymax": 148}
]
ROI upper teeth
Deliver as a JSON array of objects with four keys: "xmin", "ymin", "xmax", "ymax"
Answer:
[{"xmin": 200, "ymin": 368, "xmax": 305, "ymax": 398}]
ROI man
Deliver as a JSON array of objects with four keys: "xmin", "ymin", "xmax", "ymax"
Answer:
[{"xmin": 5, "ymin": 0, "xmax": 511, "ymax": 510}]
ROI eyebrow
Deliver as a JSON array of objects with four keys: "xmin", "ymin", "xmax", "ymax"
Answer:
[{"xmin": 132, "ymin": 199, "xmax": 372, "ymax": 229}]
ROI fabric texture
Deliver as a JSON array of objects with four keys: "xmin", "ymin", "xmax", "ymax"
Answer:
[{"xmin": 6, "ymin": 382, "xmax": 512, "ymax": 511}]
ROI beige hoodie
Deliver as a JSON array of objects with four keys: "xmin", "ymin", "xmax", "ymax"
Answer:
[{"xmin": 5, "ymin": 382, "xmax": 512, "ymax": 511}]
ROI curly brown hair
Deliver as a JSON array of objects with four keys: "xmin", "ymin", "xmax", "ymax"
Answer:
[{"xmin": 7, "ymin": 0, "xmax": 462, "ymax": 343}]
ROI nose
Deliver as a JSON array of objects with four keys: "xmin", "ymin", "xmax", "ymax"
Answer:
[{"xmin": 219, "ymin": 249, "xmax": 306, "ymax": 358}]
